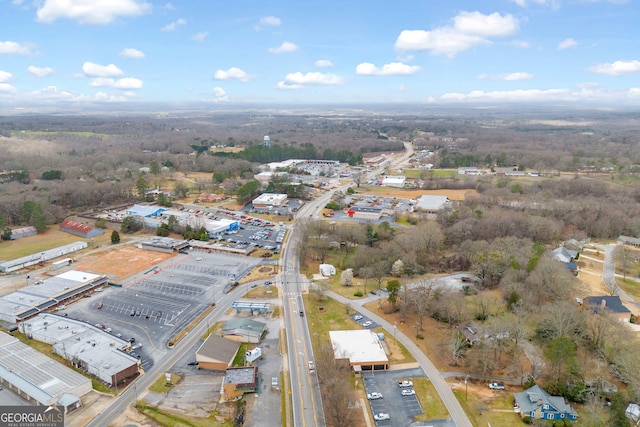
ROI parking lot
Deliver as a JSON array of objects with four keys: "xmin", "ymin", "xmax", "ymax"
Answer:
[
  {"xmin": 61, "ymin": 250, "xmax": 261, "ymax": 369},
  {"xmin": 363, "ymin": 368, "xmax": 425, "ymax": 426},
  {"xmin": 350, "ymin": 312, "xmax": 379, "ymax": 329}
]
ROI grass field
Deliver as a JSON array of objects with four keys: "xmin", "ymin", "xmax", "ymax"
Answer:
[{"xmin": 0, "ymin": 228, "xmax": 109, "ymax": 261}]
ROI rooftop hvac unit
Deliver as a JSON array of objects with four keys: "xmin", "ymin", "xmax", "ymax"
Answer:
[{"xmin": 103, "ymin": 364, "xmax": 110, "ymax": 369}]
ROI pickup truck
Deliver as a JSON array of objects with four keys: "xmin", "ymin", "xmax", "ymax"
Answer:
[
  {"xmin": 398, "ymin": 380, "xmax": 413, "ymax": 388},
  {"xmin": 489, "ymin": 382, "xmax": 505, "ymax": 390}
]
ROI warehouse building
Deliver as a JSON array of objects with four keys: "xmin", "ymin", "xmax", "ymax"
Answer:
[
  {"xmin": 0, "ymin": 331, "xmax": 92, "ymax": 413},
  {"xmin": 59, "ymin": 219, "xmax": 104, "ymax": 238},
  {"xmin": 24, "ymin": 314, "xmax": 140, "ymax": 387}
]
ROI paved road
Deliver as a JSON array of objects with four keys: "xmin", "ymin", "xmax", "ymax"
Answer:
[
  {"xmin": 598, "ymin": 242, "xmax": 640, "ymax": 312},
  {"xmin": 326, "ymin": 290, "xmax": 472, "ymax": 427},
  {"xmin": 87, "ymin": 285, "xmax": 249, "ymax": 427}
]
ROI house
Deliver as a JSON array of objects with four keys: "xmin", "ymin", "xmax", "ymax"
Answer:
[
  {"xmin": 513, "ymin": 385, "xmax": 578, "ymax": 422},
  {"xmin": 619, "ymin": 235, "xmax": 640, "ymax": 247},
  {"xmin": 458, "ymin": 321, "xmax": 510, "ymax": 345},
  {"xmin": 195, "ymin": 334, "xmax": 241, "ymax": 370},
  {"xmin": 552, "ymin": 246, "xmax": 579, "ymax": 263},
  {"xmin": 584, "ymin": 295, "xmax": 632, "ymax": 323}
]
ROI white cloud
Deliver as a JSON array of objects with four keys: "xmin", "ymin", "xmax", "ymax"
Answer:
[
  {"xmin": 256, "ymin": 16, "xmax": 281, "ymax": 31},
  {"xmin": 440, "ymin": 88, "xmax": 571, "ymax": 102},
  {"xmin": 477, "ymin": 72, "xmax": 534, "ymax": 81},
  {"xmin": 213, "ymin": 67, "xmax": 252, "ymax": 82},
  {"xmin": 163, "ymin": 3, "xmax": 175, "ymax": 10},
  {"xmin": 89, "ymin": 77, "xmax": 143, "ymax": 89},
  {"xmin": 83, "ymin": 62, "xmax": 124, "ymax": 78},
  {"xmin": 193, "ymin": 32, "xmax": 209, "ymax": 42},
  {"xmin": 0, "ymin": 41, "xmax": 32, "ymax": 55},
  {"xmin": 589, "ymin": 60, "xmax": 640, "ymax": 76},
  {"xmin": 557, "ymin": 38, "xmax": 578, "ymax": 50},
  {"xmin": 395, "ymin": 11, "xmax": 519, "ymax": 57},
  {"xmin": 27, "ymin": 66, "xmax": 54, "ymax": 77},
  {"xmin": 276, "ymin": 72, "xmax": 343, "ymax": 89},
  {"xmin": 30, "ymin": 86, "xmax": 78, "ymax": 101},
  {"xmin": 0, "ymin": 83, "xmax": 17, "ymax": 94},
  {"xmin": 356, "ymin": 62, "xmax": 421, "ymax": 76},
  {"xmin": 113, "ymin": 77, "xmax": 143, "ymax": 89},
  {"xmin": 629, "ymin": 88, "xmax": 640, "ymax": 97},
  {"xmin": 162, "ymin": 18, "xmax": 186, "ymax": 32},
  {"xmin": 0, "ymin": 70, "xmax": 12, "ymax": 82},
  {"xmin": 120, "ymin": 48, "xmax": 145, "ymax": 59},
  {"xmin": 509, "ymin": 0, "xmax": 559, "ymax": 7},
  {"xmin": 269, "ymin": 41, "xmax": 298, "ymax": 54},
  {"xmin": 36, "ymin": 0, "xmax": 151, "ymax": 25},
  {"xmin": 315, "ymin": 59, "xmax": 334, "ymax": 68},
  {"xmin": 213, "ymin": 87, "xmax": 228, "ymax": 102},
  {"xmin": 94, "ymin": 92, "xmax": 128, "ymax": 102}
]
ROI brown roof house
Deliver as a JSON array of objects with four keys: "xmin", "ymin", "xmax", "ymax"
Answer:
[
  {"xmin": 584, "ymin": 296, "xmax": 632, "ymax": 323},
  {"xmin": 195, "ymin": 335, "xmax": 241, "ymax": 371}
]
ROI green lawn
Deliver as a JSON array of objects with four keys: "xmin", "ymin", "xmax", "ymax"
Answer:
[{"xmin": 413, "ymin": 377, "xmax": 450, "ymax": 421}]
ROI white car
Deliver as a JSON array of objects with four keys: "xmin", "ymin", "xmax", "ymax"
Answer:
[
  {"xmin": 373, "ymin": 413, "xmax": 390, "ymax": 421},
  {"xmin": 353, "ymin": 315, "xmax": 363, "ymax": 321},
  {"xmin": 489, "ymin": 382, "xmax": 505, "ymax": 390},
  {"xmin": 401, "ymin": 389, "xmax": 416, "ymax": 396},
  {"xmin": 367, "ymin": 392, "xmax": 383, "ymax": 400},
  {"xmin": 362, "ymin": 321, "xmax": 373, "ymax": 327},
  {"xmin": 398, "ymin": 380, "xmax": 413, "ymax": 388}
]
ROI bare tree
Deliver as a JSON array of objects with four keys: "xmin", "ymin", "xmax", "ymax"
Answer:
[{"xmin": 448, "ymin": 329, "xmax": 468, "ymax": 367}]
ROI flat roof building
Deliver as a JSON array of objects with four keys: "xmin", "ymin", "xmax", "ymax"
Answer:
[
  {"xmin": 415, "ymin": 195, "xmax": 451, "ymax": 214},
  {"xmin": 25, "ymin": 314, "xmax": 140, "ymax": 387},
  {"xmin": 0, "ymin": 332, "xmax": 92, "ymax": 413},
  {"xmin": 252, "ymin": 193, "xmax": 288, "ymax": 209},
  {"xmin": 222, "ymin": 366, "xmax": 258, "ymax": 401},
  {"xmin": 329, "ymin": 330, "xmax": 389, "ymax": 371}
]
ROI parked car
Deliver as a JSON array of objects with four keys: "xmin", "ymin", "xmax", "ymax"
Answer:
[
  {"xmin": 401, "ymin": 389, "xmax": 416, "ymax": 396},
  {"xmin": 398, "ymin": 380, "xmax": 413, "ymax": 388},
  {"xmin": 361, "ymin": 321, "xmax": 373, "ymax": 327},
  {"xmin": 353, "ymin": 315, "xmax": 363, "ymax": 321},
  {"xmin": 373, "ymin": 413, "xmax": 390, "ymax": 421},
  {"xmin": 367, "ymin": 392, "xmax": 383, "ymax": 400},
  {"xmin": 308, "ymin": 361, "xmax": 315, "ymax": 371},
  {"xmin": 489, "ymin": 382, "xmax": 505, "ymax": 390}
]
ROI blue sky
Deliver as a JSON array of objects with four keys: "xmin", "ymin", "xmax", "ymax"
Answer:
[{"xmin": 1, "ymin": 0, "xmax": 640, "ymax": 109}]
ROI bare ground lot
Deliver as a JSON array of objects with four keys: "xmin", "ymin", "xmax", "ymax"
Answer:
[{"xmin": 73, "ymin": 245, "xmax": 174, "ymax": 283}]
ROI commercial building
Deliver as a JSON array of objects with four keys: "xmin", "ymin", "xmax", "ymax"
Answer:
[
  {"xmin": 0, "ymin": 270, "xmax": 107, "ymax": 324},
  {"xmin": 415, "ymin": 195, "xmax": 451, "ymax": 214},
  {"xmin": 0, "ymin": 332, "xmax": 92, "ymax": 413},
  {"xmin": 329, "ymin": 330, "xmax": 389, "ymax": 371},
  {"xmin": 252, "ymin": 193, "xmax": 288, "ymax": 209},
  {"xmin": 24, "ymin": 314, "xmax": 140, "ymax": 387},
  {"xmin": 195, "ymin": 335, "xmax": 241, "ymax": 370},
  {"xmin": 222, "ymin": 367, "xmax": 259, "ymax": 401},
  {"xmin": 221, "ymin": 318, "xmax": 267, "ymax": 344},
  {"xmin": 0, "ymin": 241, "xmax": 87, "ymax": 274},
  {"xmin": 380, "ymin": 175, "xmax": 406, "ymax": 188}
]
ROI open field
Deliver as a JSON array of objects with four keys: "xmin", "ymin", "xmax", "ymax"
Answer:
[
  {"xmin": 0, "ymin": 228, "xmax": 109, "ymax": 261},
  {"xmin": 73, "ymin": 244, "xmax": 174, "ymax": 283},
  {"xmin": 356, "ymin": 186, "xmax": 477, "ymax": 201}
]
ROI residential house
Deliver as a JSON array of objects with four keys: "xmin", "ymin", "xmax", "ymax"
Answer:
[
  {"xmin": 625, "ymin": 403, "xmax": 640, "ymax": 425},
  {"xmin": 619, "ymin": 235, "xmax": 640, "ymax": 247},
  {"xmin": 584, "ymin": 295, "xmax": 632, "ymax": 323},
  {"xmin": 513, "ymin": 385, "xmax": 578, "ymax": 422}
]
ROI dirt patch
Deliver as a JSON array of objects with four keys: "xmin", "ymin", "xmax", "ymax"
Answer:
[
  {"xmin": 73, "ymin": 245, "xmax": 174, "ymax": 283},
  {"xmin": 356, "ymin": 187, "xmax": 476, "ymax": 201},
  {"xmin": 240, "ymin": 265, "xmax": 278, "ymax": 284}
]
